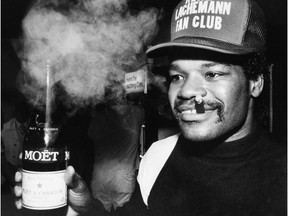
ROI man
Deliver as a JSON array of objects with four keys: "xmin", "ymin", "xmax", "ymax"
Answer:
[
  {"xmin": 2, "ymin": 98, "xmax": 29, "ymax": 190},
  {"xmin": 14, "ymin": 0, "xmax": 286, "ymax": 215},
  {"xmin": 88, "ymin": 102, "xmax": 144, "ymax": 212},
  {"xmin": 133, "ymin": 0, "xmax": 286, "ymax": 215}
]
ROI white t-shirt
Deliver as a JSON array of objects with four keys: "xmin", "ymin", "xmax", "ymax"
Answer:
[{"xmin": 137, "ymin": 133, "xmax": 180, "ymax": 206}]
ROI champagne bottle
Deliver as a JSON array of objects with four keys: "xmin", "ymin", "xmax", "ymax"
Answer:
[{"xmin": 21, "ymin": 109, "xmax": 69, "ymax": 216}]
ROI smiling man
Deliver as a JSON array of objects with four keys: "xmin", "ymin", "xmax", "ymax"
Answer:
[
  {"xmin": 167, "ymin": 56, "xmax": 261, "ymax": 142},
  {"xmin": 14, "ymin": 0, "xmax": 286, "ymax": 215},
  {"xmin": 135, "ymin": 0, "xmax": 286, "ymax": 215}
]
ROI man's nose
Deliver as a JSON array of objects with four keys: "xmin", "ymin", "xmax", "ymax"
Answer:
[{"xmin": 178, "ymin": 77, "xmax": 207, "ymax": 100}]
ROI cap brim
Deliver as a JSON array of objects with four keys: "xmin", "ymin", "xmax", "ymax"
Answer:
[{"xmin": 146, "ymin": 38, "xmax": 255, "ymax": 58}]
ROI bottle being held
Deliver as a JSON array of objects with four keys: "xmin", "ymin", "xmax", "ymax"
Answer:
[{"xmin": 21, "ymin": 108, "xmax": 70, "ymax": 215}]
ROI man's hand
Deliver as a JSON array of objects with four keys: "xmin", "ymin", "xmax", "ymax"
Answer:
[
  {"xmin": 14, "ymin": 166, "xmax": 92, "ymax": 216},
  {"xmin": 65, "ymin": 166, "xmax": 92, "ymax": 216}
]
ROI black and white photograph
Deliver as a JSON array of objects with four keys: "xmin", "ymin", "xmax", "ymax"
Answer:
[{"xmin": 1, "ymin": 0, "xmax": 287, "ymax": 215}]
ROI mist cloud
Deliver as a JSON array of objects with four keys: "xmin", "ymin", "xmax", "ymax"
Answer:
[{"xmin": 17, "ymin": 0, "xmax": 159, "ymax": 111}]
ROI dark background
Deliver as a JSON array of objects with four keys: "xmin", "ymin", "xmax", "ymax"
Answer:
[{"xmin": 2, "ymin": 0, "xmax": 287, "ymax": 142}]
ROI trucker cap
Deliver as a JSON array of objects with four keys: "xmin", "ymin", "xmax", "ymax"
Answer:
[{"xmin": 146, "ymin": 0, "xmax": 266, "ymax": 57}]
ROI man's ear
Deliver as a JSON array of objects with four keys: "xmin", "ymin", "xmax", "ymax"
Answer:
[{"xmin": 250, "ymin": 75, "xmax": 264, "ymax": 97}]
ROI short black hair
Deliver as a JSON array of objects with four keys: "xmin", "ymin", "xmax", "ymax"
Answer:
[{"xmin": 242, "ymin": 52, "xmax": 268, "ymax": 81}]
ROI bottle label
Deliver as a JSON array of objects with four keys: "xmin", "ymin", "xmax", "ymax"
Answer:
[
  {"xmin": 22, "ymin": 169, "xmax": 67, "ymax": 210},
  {"xmin": 23, "ymin": 148, "xmax": 70, "ymax": 163}
]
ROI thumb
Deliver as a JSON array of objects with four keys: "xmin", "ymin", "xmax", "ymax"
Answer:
[
  {"xmin": 64, "ymin": 166, "xmax": 92, "ymax": 214},
  {"xmin": 64, "ymin": 166, "xmax": 86, "ymax": 193}
]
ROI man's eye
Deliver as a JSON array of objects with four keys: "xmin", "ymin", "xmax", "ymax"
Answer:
[
  {"xmin": 169, "ymin": 74, "xmax": 183, "ymax": 82},
  {"xmin": 205, "ymin": 72, "xmax": 221, "ymax": 79}
]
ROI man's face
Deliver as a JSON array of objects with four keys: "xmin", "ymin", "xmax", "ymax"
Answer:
[{"xmin": 168, "ymin": 59, "xmax": 255, "ymax": 142}]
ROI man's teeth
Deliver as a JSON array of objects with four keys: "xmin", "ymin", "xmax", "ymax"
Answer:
[{"xmin": 181, "ymin": 109, "xmax": 197, "ymax": 114}]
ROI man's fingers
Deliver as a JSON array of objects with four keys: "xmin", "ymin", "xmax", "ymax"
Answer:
[
  {"xmin": 14, "ymin": 185, "xmax": 23, "ymax": 210},
  {"xmin": 15, "ymin": 171, "xmax": 22, "ymax": 183},
  {"xmin": 14, "ymin": 185, "xmax": 22, "ymax": 197},
  {"xmin": 14, "ymin": 171, "xmax": 23, "ymax": 209},
  {"xmin": 15, "ymin": 199, "xmax": 23, "ymax": 209}
]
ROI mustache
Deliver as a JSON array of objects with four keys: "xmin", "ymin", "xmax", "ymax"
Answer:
[
  {"xmin": 174, "ymin": 99, "xmax": 223, "ymax": 110},
  {"xmin": 174, "ymin": 99, "xmax": 225, "ymax": 121}
]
